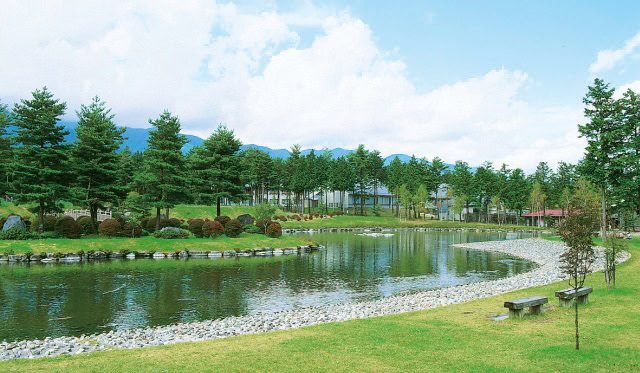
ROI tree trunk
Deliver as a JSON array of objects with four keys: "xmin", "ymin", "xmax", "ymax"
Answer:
[
  {"xmin": 465, "ymin": 202, "xmax": 469, "ymax": 223},
  {"xmin": 601, "ymin": 187, "xmax": 607, "ymax": 241},
  {"xmin": 165, "ymin": 207, "xmax": 170, "ymax": 220},
  {"xmin": 575, "ymin": 291, "xmax": 580, "ymax": 350},
  {"xmin": 216, "ymin": 196, "xmax": 221, "ymax": 217},
  {"xmin": 38, "ymin": 200, "xmax": 45, "ymax": 234},
  {"xmin": 90, "ymin": 205, "xmax": 98, "ymax": 233},
  {"xmin": 155, "ymin": 207, "xmax": 161, "ymax": 230}
]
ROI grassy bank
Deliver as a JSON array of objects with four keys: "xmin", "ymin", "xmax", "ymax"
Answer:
[
  {"xmin": 0, "ymin": 234, "xmax": 314, "ymax": 255},
  {"xmin": 280, "ymin": 215, "xmax": 546, "ymax": 231},
  {"xmin": 2, "ymin": 237, "xmax": 637, "ymax": 372},
  {"xmin": 2, "ymin": 203, "xmax": 543, "ymax": 232}
]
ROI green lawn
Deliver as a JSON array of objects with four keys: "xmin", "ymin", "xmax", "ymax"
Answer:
[
  {"xmin": 0, "ymin": 234, "xmax": 314, "ymax": 255},
  {"xmin": 0, "ymin": 202, "xmax": 33, "ymax": 219},
  {"xmin": 2, "ymin": 237, "xmax": 637, "ymax": 372},
  {"xmin": 280, "ymin": 215, "xmax": 545, "ymax": 231}
]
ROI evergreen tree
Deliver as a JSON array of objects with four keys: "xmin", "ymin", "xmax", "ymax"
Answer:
[
  {"xmin": 286, "ymin": 145, "xmax": 305, "ymax": 213},
  {"xmin": 241, "ymin": 148, "xmax": 273, "ymax": 204},
  {"xmin": 317, "ymin": 149, "xmax": 333, "ymax": 213},
  {"xmin": 534, "ymin": 161, "xmax": 554, "ymax": 215},
  {"xmin": 428, "ymin": 157, "xmax": 447, "ymax": 219},
  {"xmin": 190, "ymin": 125, "xmax": 244, "ymax": 216},
  {"xmin": 71, "ymin": 96, "xmax": 126, "ymax": 231},
  {"xmin": 328, "ymin": 156, "xmax": 354, "ymax": 212},
  {"xmin": 348, "ymin": 145, "xmax": 372, "ymax": 215},
  {"xmin": 142, "ymin": 111, "xmax": 188, "ymax": 228},
  {"xmin": 385, "ymin": 156, "xmax": 405, "ymax": 217},
  {"xmin": 505, "ymin": 168, "xmax": 529, "ymax": 223},
  {"xmin": 10, "ymin": 87, "xmax": 69, "ymax": 232},
  {"xmin": 578, "ymin": 79, "xmax": 620, "ymax": 239},
  {"xmin": 303, "ymin": 150, "xmax": 319, "ymax": 212},
  {"xmin": 368, "ymin": 150, "xmax": 385, "ymax": 209},
  {"xmin": 618, "ymin": 89, "xmax": 640, "ymax": 219},
  {"xmin": 474, "ymin": 161, "xmax": 496, "ymax": 223},
  {"xmin": 0, "ymin": 101, "xmax": 12, "ymax": 198},
  {"xmin": 449, "ymin": 161, "xmax": 474, "ymax": 222},
  {"xmin": 116, "ymin": 146, "xmax": 136, "ymax": 196}
]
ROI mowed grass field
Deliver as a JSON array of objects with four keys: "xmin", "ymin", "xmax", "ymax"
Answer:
[{"xmin": 2, "ymin": 237, "xmax": 638, "ymax": 372}]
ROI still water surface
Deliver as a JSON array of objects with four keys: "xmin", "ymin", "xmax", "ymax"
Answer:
[{"xmin": 0, "ymin": 230, "xmax": 535, "ymax": 341}]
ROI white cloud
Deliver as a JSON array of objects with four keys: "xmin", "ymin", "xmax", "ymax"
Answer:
[
  {"xmin": 0, "ymin": 0, "xmax": 584, "ymax": 172},
  {"xmin": 589, "ymin": 31, "xmax": 640, "ymax": 73},
  {"xmin": 617, "ymin": 80, "xmax": 640, "ymax": 97}
]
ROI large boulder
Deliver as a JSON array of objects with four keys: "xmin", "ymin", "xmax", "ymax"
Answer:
[
  {"xmin": 3, "ymin": 216, "xmax": 26, "ymax": 231},
  {"xmin": 237, "ymin": 214, "xmax": 254, "ymax": 225}
]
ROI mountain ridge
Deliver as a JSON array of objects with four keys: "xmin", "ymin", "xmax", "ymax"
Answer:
[{"xmin": 59, "ymin": 122, "xmax": 454, "ymax": 167}]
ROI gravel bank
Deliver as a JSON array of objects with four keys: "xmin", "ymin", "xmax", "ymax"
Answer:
[{"xmin": 0, "ymin": 238, "xmax": 630, "ymax": 361}]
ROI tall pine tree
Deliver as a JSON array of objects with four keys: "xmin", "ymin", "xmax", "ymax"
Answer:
[
  {"xmin": 190, "ymin": 125, "xmax": 244, "ymax": 216},
  {"xmin": 10, "ymin": 87, "xmax": 69, "ymax": 232},
  {"xmin": 578, "ymin": 79, "xmax": 619, "ymax": 240},
  {"xmin": 0, "ymin": 101, "xmax": 12, "ymax": 199},
  {"xmin": 143, "ymin": 111, "xmax": 188, "ymax": 228},
  {"xmin": 71, "ymin": 96, "xmax": 126, "ymax": 231}
]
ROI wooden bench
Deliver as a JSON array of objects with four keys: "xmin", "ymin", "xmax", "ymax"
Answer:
[
  {"xmin": 504, "ymin": 296, "xmax": 548, "ymax": 318},
  {"xmin": 555, "ymin": 286, "xmax": 592, "ymax": 307}
]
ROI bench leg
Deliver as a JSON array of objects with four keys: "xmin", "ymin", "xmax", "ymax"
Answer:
[
  {"xmin": 577, "ymin": 294, "xmax": 589, "ymax": 305},
  {"xmin": 558, "ymin": 298, "xmax": 572, "ymax": 307},
  {"xmin": 508, "ymin": 309, "xmax": 524, "ymax": 319},
  {"xmin": 530, "ymin": 305, "xmax": 543, "ymax": 315}
]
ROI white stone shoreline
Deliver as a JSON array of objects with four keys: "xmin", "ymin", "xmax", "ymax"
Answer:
[{"xmin": 0, "ymin": 238, "xmax": 630, "ymax": 361}]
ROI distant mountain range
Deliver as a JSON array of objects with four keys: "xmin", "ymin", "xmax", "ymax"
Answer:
[{"xmin": 59, "ymin": 122, "xmax": 449, "ymax": 167}]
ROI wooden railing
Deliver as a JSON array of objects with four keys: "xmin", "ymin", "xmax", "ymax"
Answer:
[{"xmin": 64, "ymin": 209, "xmax": 112, "ymax": 222}]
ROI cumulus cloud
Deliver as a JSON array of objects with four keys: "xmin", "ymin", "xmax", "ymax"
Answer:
[
  {"xmin": 589, "ymin": 31, "xmax": 640, "ymax": 73},
  {"xmin": 0, "ymin": 0, "xmax": 584, "ymax": 171},
  {"xmin": 617, "ymin": 80, "xmax": 640, "ymax": 97}
]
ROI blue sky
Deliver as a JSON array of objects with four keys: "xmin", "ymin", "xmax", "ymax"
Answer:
[
  {"xmin": 1, "ymin": 1, "xmax": 639, "ymax": 171},
  {"xmin": 281, "ymin": 0, "xmax": 640, "ymax": 105}
]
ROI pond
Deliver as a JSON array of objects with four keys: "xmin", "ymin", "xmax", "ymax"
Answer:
[{"xmin": 0, "ymin": 230, "xmax": 536, "ymax": 341}]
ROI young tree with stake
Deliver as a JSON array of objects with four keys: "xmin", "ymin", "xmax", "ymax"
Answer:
[{"xmin": 559, "ymin": 179, "xmax": 600, "ymax": 350}]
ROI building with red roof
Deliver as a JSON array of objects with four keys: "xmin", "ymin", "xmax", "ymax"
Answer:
[{"xmin": 522, "ymin": 209, "xmax": 565, "ymax": 227}]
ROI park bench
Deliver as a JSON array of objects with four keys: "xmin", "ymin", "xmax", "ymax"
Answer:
[
  {"xmin": 504, "ymin": 296, "xmax": 548, "ymax": 318},
  {"xmin": 555, "ymin": 286, "xmax": 592, "ymax": 307}
]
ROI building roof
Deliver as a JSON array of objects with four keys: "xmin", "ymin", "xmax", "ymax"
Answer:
[{"xmin": 522, "ymin": 209, "xmax": 565, "ymax": 217}]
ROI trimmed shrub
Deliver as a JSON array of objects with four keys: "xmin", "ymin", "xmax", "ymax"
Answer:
[
  {"xmin": 255, "ymin": 218, "xmax": 272, "ymax": 234},
  {"xmin": 39, "ymin": 231, "xmax": 61, "ymax": 239},
  {"xmin": 120, "ymin": 222, "xmax": 142, "ymax": 238},
  {"xmin": 336, "ymin": 211, "xmax": 345, "ymax": 216},
  {"xmin": 214, "ymin": 215, "xmax": 231, "ymax": 226},
  {"xmin": 30, "ymin": 215, "xmax": 57, "ymax": 232},
  {"xmin": 266, "ymin": 222, "xmax": 282, "ymax": 238},
  {"xmin": 243, "ymin": 224, "xmax": 261, "ymax": 234},
  {"xmin": 99, "ymin": 219, "xmax": 121, "ymax": 237},
  {"xmin": 202, "ymin": 220, "xmax": 224, "ymax": 238},
  {"xmin": 54, "ymin": 216, "xmax": 82, "ymax": 239},
  {"xmin": 224, "ymin": 219, "xmax": 243, "ymax": 238},
  {"xmin": 140, "ymin": 217, "xmax": 150, "ymax": 231},
  {"xmin": 188, "ymin": 219, "xmax": 205, "ymax": 238},
  {"xmin": 153, "ymin": 228, "xmax": 190, "ymax": 239},
  {"xmin": 0, "ymin": 229, "xmax": 36, "ymax": 240},
  {"xmin": 167, "ymin": 218, "xmax": 181, "ymax": 228},
  {"xmin": 76, "ymin": 216, "xmax": 94, "ymax": 235},
  {"xmin": 146, "ymin": 217, "xmax": 170, "ymax": 232}
]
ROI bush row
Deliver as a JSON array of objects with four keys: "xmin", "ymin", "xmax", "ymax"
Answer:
[{"xmin": 2, "ymin": 212, "xmax": 286, "ymax": 240}]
